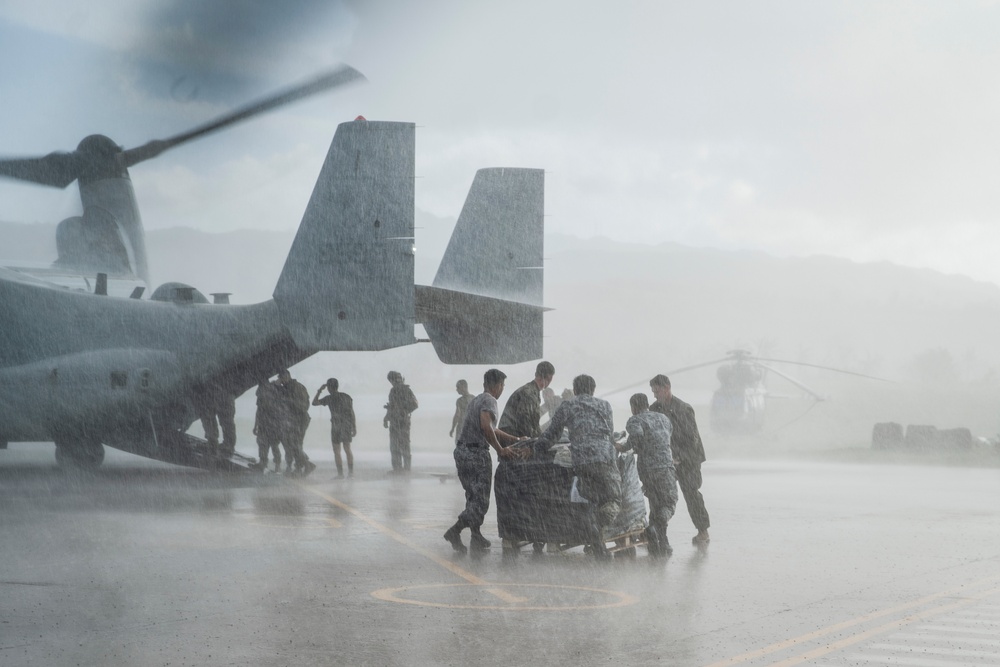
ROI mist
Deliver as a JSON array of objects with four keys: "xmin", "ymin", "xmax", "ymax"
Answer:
[
  {"xmin": 5, "ymin": 213, "xmax": 1000, "ymax": 460},
  {"xmin": 3, "ymin": 3, "xmax": 1000, "ymax": 666}
]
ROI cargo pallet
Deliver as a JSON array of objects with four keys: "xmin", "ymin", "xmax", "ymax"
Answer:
[{"xmin": 501, "ymin": 524, "xmax": 648, "ymax": 558}]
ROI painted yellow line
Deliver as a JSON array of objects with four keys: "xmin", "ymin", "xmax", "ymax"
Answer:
[
  {"xmin": 702, "ymin": 575, "xmax": 1000, "ymax": 667},
  {"xmin": 298, "ymin": 484, "xmax": 526, "ymax": 605},
  {"xmin": 765, "ymin": 585, "xmax": 1000, "ymax": 667}
]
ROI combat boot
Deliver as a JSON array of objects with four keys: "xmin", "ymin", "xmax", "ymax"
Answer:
[
  {"xmin": 591, "ymin": 540, "xmax": 612, "ymax": 561},
  {"xmin": 470, "ymin": 527, "xmax": 491, "ymax": 551},
  {"xmin": 657, "ymin": 521, "xmax": 672, "ymax": 556},
  {"xmin": 589, "ymin": 519, "xmax": 611, "ymax": 561},
  {"xmin": 443, "ymin": 520, "xmax": 467, "ymax": 554},
  {"xmin": 644, "ymin": 524, "xmax": 661, "ymax": 557},
  {"xmin": 302, "ymin": 461, "xmax": 317, "ymax": 478}
]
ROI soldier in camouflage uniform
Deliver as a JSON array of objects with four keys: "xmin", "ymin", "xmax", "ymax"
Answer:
[
  {"xmin": 649, "ymin": 374, "xmax": 710, "ymax": 545},
  {"xmin": 444, "ymin": 368, "xmax": 523, "ymax": 554},
  {"xmin": 449, "ymin": 380, "xmax": 474, "ymax": 445},
  {"xmin": 383, "ymin": 371, "xmax": 418, "ymax": 472},
  {"xmin": 540, "ymin": 374, "xmax": 621, "ymax": 560},
  {"xmin": 618, "ymin": 392, "xmax": 678, "ymax": 557},
  {"xmin": 313, "ymin": 378, "xmax": 357, "ymax": 478},
  {"xmin": 276, "ymin": 369, "xmax": 316, "ymax": 477},
  {"xmin": 253, "ymin": 378, "xmax": 282, "ymax": 472},
  {"xmin": 498, "ymin": 360, "xmax": 555, "ymax": 438}
]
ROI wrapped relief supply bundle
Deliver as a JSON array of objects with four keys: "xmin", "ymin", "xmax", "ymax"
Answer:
[{"xmin": 495, "ymin": 439, "xmax": 647, "ymax": 547}]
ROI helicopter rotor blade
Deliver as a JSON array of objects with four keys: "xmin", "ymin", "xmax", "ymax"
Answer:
[
  {"xmin": 0, "ymin": 151, "xmax": 82, "ymax": 188},
  {"xmin": 599, "ymin": 358, "xmax": 732, "ymax": 398},
  {"xmin": 754, "ymin": 357, "xmax": 895, "ymax": 383},
  {"xmin": 0, "ymin": 65, "xmax": 365, "ymax": 189},
  {"xmin": 755, "ymin": 363, "xmax": 826, "ymax": 401},
  {"xmin": 123, "ymin": 64, "xmax": 366, "ymax": 167}
]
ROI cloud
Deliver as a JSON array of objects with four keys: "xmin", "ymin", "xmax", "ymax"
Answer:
[{"xmin": 6, "ymin": 0, "xmax": 1000, "ymax": 287}]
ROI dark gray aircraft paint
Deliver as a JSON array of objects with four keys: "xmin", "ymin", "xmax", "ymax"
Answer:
[{"xmin": 0, "ymin": 120, "xmax": 546, "ymax": 470}]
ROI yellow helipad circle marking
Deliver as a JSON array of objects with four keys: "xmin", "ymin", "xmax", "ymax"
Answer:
[{"xmin": 371, "ymin": 582, "xmax": 638, "ymax": 611}]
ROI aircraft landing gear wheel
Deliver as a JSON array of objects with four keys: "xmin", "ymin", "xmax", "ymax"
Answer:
[{"xmin": 55, "ymin": 439, "xmax": 105, "ymax": 471}]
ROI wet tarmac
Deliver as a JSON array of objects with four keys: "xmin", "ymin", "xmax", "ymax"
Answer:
[{"xmin": 1, "ymin": 444, "xmax": 999, "ymax": 666}]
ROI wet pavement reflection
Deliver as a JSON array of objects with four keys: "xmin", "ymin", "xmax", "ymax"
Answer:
[{"xmin": 1, "ymin": 447, "xmax": 999, "ymax": 666}]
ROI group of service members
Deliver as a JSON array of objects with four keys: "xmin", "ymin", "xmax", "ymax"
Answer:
[
  {"xmin": 242, "ymin": 361, "xmax": 710, "ymax": 562},
  {"xmin": 251, "ymin": 369, "xmax": 409, "ymax": 479},
  {"xmin": 252, "ymin": 369, "xmax": 318, "ymax": 477},
  {"xmin": 444, "ymin": 362, "xmax": 710, "ymax": 560}
]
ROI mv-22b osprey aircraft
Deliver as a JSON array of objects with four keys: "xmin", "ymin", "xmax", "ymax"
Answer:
[{"xmin": 0, "ymin": 68, "xmax": 546, "ymax": 471}]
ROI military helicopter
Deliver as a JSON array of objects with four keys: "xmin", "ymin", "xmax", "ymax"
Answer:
[
  {"xmin": 660, "ymin": 349, "xmax": 891, "ymax": 435},
  {"xmin": 601, "ymin": 349, "xmax": 891, "ymax": 436},
  {"xmin": 0, "ymin": 69, "xmax": 547, "ymax": 471}
]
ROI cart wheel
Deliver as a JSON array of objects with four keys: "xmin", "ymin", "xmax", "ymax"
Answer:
[{"xmin": 532, "ymin": 542, "xmax": 545, "ymax": 555}]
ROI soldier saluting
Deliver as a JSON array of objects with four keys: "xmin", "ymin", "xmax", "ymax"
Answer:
[{"xmin": 313, "ymin": 378, "xmax": 356, "ymax": 478}]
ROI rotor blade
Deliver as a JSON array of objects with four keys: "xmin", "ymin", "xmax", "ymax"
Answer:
[
  {"xmin": 755, "ymin": 357, "xmax": 895, "ymax": 383},
  {"xmin": 599, "ymin": 358, "xmax": 732, "ymax": 398},
  {"xmin": 0, "ymin": 151, "xmax": 82, "ymax": 188},
  {"xmin": 123, "ymin": 65, "xmax": 366, "ymax": 167},
  {"xmin": 756, "ymin": 363, "xmax": 826, "ymax": 401}
]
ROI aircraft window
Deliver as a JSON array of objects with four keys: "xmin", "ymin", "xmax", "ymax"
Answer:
[
  {"xmin": 110, "ymin": 371, "xmax": 128, "ymax": 388},
  {"xmin": 140, "ymin": 369, "xmax": 151, "ymax": 388}
]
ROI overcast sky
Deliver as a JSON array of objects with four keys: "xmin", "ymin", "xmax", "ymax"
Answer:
[{"xmin": 2, "ymin": 1, "xmax": 1000, "ymax": 285}]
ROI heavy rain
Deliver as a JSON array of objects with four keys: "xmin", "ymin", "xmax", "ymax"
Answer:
[{"xmin": 2, "ymin": 2, "xmax": 1000, "ymax": 666}]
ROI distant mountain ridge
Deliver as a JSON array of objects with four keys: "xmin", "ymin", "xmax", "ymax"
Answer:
[
  {"xmin": 4, "ymin": 217, "xmax": 1000, "ymax": 379},
  {"xmin": 5, "ymin": 216, "xmax": 1000, "ymax": 451}
]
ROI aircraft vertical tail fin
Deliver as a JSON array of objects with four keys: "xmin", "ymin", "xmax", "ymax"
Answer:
[
  {"xmin": 416, "ymin": 168, "xmax": 545, "ymax": 364},
  {"xmin": 273, "ymin": 120, "xmax": 416, "ymax": 351}
]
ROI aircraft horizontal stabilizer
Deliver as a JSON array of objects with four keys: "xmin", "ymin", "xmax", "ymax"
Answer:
[
  {"xmin": 416, "ymin": 286, "xmax": 547, "ymax": 364},
  {"xmin": 421, "ymin": 167, "xmax": 545, "ymax": 364}
]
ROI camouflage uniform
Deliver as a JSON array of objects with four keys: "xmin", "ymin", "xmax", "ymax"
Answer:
[
  {"xmin": 278, "ymin": 379, "xmax": 312, "ymax": 472},
  {"xmin": 254, "ymin": 381, "xmax": 282, "ymax": 469},
  {"xmin": 622, "ymin": 410, "xmax": 678, "ymax": 549},
  {"xmin": 650, "ymin": 395, "xmax": 710, "ymax": 532},
  {"xmin": 315, "ymin": 391, "xmax": 356, "ymax": 476},
  {"xmin": 541, "ymin": 395, "xmax": 622, "ymax": 532},
  {"xmin": 454, "ymin": 392, "xmax": 500, "ymax": 529},
  {"xmin": 498, "ymin": 380, "xmax": 543, "ymax": 438},
  {"xmin": 385, "ymin": 382, "xmax": 418, "ymax": 471}
]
